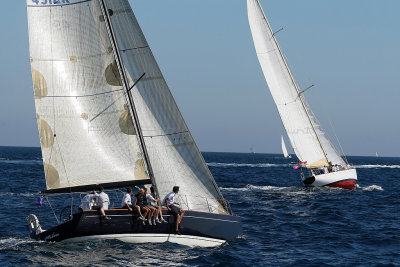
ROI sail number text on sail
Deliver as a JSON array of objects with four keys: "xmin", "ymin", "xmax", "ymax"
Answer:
[{"xmin": 31, "ymin": 0, "xmax": 71, "ymax": 5}]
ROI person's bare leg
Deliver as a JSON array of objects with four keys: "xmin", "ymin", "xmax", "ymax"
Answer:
[
  {"xmin": 157, "ymin": 207, "xmax": 162, "ymax": 219},
  {"xmin": 177, "ymin": 210, "xmax": 185, "ymax": 225},
  {"xmin": 175, "ymin": 215, "xmax": 179, "ymax": 231},
  {"xmin": 100, "ymin": 208, "xmax": 106, "ymax": 217},
  {"xmin": 152, "ymin": 207, "xmax": 157, "ymax": 220},
  {"xmin": 135, "ymin": 206, "xmax": 143, "ymax": 217}
]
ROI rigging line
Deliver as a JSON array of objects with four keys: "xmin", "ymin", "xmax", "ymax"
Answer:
[
  {"xmin": 329, "ymin": 118, "xmax": 349, "ymax": 165},
  {"xmin": 127, "ymin": 72, "xmax": 146, "ymax": 92},
  {"xmin": 120, "ymin": 46, "xmax": 149, "ymax": 52},
  {"xmin": 143, "ymin": 130, "xmax": 189, "ymax": 138},
  {"xmin": 89, "ymin": 94, "xmax": 124, "ymax": 123},
  {"xmin": 42, "ymin": 88, "xmax": 124, "ymax": 98},
  {"xmin": 45, "ymin": 195, "xmax": 60, "ymax": 225}
]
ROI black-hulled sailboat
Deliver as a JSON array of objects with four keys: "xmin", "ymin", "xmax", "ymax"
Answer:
[{"xmin": 25, "ymin": 0, "xmax": 241, "ymax": 247}]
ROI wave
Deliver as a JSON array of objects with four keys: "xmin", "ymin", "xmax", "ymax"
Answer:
[
  {"xmin": 357, "ymin": 185, "xmax": 384, "ymax": 191},
  {"xmin": 207, "ymin": 162, "xmax": 292, "ymax": 168},
  {"xmin": 220, "ymin": 184, "xmax": 312, "ymax": 194},
  {"xmin": 355, "ymin": 164, "xmax": 400, "ymax": 169},
  {"xmin": 0, "ymin": 237, "xmax": 37, "ymax": 251},
  {"xmin": 0, "ymin": 159, "xmax": 42, "ymax": 165},
  {"xmin": 209, "ymin": 162, "xmax": 400, "ymax": 169}
]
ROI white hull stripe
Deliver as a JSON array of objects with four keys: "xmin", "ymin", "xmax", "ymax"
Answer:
[{"xmin": 61, "ymin": 233, "xmax": 226, "ymax": 248}]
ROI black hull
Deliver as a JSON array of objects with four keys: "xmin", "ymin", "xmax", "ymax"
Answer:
[{"xmin": 32, "ymin": 209, "xmax": 242, "ymax": 245}]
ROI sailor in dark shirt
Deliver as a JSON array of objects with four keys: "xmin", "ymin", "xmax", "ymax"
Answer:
[{"xmin": 134, "ymin": 189, "xmax": 151, "ymax": 224}]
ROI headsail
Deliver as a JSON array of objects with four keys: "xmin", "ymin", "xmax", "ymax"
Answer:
[
  {"xmin": 281, "ymin": 136, "xmax": 290, "ymax": 158},
  {"xmin": 247, "ymin": 0, "xmax": 346, "ymax": 168},
  {"xmin": 102, "ymin": 0, "xmax": 227, "ymax": 214},
  {"xmin": 27, "ymin": 0, "xmax": 150, "ymax": 192}
]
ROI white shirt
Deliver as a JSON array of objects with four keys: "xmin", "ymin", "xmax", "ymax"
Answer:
[
  {"xmin": 323, "ymin": 167, "xmax": 329, "ymax": 174},
  {"xmin": 81, "ymin": 193, "xmax": 98, "ymax": 211},
  {"xmin": 121, "ymin": 193, "xmax": 132, "ymax": 207},
  {"xmin": 80, "ymin": 194, "xmax": 92, "ymax": 211},
  {"xmin": 146, "ymin": 193, "xmax": 156, "ymax": 206},
  {"xmin": 163, "ymin": 192, "xmax": 176, "ymax": 207},
  {"xmin": 98, "ymin": 192, "xmax": 109, "ymax": 210}
]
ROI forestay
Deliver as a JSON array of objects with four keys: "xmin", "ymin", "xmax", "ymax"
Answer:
[
  {"xmin": 104, "ymin": 0, "xmax": 227, "ymax": 214},
  {"xmin": 27, "ymin": 0, "xmax": 149, "ymax": 191},
  {"xmin": 247, "ymin": 0, "xmax": 345, "ymax": 168}
]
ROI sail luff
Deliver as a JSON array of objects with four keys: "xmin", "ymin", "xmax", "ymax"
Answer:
[{"xmin": 98, "ymin": 0, "xmax": 158, "ymax": 194}]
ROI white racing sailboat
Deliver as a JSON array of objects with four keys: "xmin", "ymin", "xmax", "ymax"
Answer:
[
  {"xmin": 25, "ymin": 0, "xmax": 241, "ymax": 247},
  {"xmin": 281, "ymin": 135, "xmax": 291, "ymax": 159},
  {"xmin": 247, "ymin": 0, "xmax": 357, "ymax": 190}
]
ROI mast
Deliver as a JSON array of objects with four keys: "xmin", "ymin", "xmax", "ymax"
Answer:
[
  {"xmin": 254, "ymin": 0, "xmax": 329, "ymax": 164},
  {"xmin": 98, "ymin": 0, "xmax": 158, "ymax": 193}
]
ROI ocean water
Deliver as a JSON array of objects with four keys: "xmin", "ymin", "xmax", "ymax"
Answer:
[{"xmin": 0, "ymin": 146, "xmax": 399, "ymax": 266}]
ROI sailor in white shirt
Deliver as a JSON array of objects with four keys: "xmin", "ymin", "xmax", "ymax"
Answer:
[
  {"xmin": 163, "ymin": 186, "xmax": 185, "ymax": 234},
  {"xmin": 121, "ymin": 187, "xmax": 133, "ymax": 211},
  {"xmin": 121, "ymin": 187, "xmax": 146, "ymax": 221},
  {"xmin": 98, "ymin": 190, "xmax": 110, "ymax": 210},
  {"xmin": 145, "ymin": 187, "xmax": 167, "ymax": 225},
  {"xmin": 96, "ymin": 187, "xmax": 111, "ymax": 220},
  {"xmin": 80, "ymin": 191, "xmax": 98, "ymax": 211}
]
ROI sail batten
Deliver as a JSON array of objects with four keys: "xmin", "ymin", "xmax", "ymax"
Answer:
[{"xmin": 248, "ymin": 0, "xmax": 346, "ymax": 168}]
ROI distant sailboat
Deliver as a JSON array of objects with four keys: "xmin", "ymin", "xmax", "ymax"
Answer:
[
  {"xmin": 376, "ymin": 152, "xmax": 379, "ymax": 157},
  {"xmin": 281, "ymin": 136, "xmax": 291, "ymax": 159},
  {"xmin": 247, "ymin": 0, "xmax": 357, "ymax": 190}
]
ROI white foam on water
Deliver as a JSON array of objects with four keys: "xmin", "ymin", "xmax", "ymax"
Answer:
[
  {"xmin": 0, "ymin": 237, "xmax": 37, "ymax": 251},
  {"xmin": 207, "ymin": 162, "xmax": 292, "ymax": 168},
  {"xmin": 357, "ymin": 184, "xmax": 384, "ymax": 191},
  {"xmin": 0, "ymin": 159, "xmax": 42, "ymax": 165},
  {"xmin": 355, "ymin": 164, "xmax": 400, "ymax": 169},
  {"xmin": 220, "ymin": 184, "xmax": 310, "ymax": 195}
]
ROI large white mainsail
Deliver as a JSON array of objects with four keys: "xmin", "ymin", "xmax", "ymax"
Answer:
[
  {"xmin": 27, "ymin": 0, "xmax": 227, "ymax": 214},
  {"xmin": 27, "ymin": 0, "xmax": 148, "ymax": 191},
  {"xmin": 247, "ymin": 0, "xmax": 346, "ymax": 169}
]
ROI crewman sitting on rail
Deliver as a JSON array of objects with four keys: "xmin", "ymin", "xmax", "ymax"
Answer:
[
  {"xmin": 134, "ymin": 189, "xmax": 151, "ymax": 223},
  {"xmin": 145, "ymin": 187, "xmax": 168, "ymax": 225},
  {"xmin": 121, "ymin": 187, "xmax": 146, "ymax": 221},
  {"xmin": 93, "ymin": 186, "xmax": 111, "ymax": 220},
  {"xmin": 163, "ymin": 186, "xmax": 185, "ymax": 235}
]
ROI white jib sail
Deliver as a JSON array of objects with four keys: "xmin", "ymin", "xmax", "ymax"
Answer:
[
  {"xmin": 99, "ymin": 0, "xmax": 227, "ymax": 214},
  {"xmin": 281, "ymin": 136, "xmax": 290, "ymax": 158},
  {"xmin": 247, "ymin": 0, "xmax": 346, "ymax": 168},
  {"xmin": 27, "ymin": 0, "xmax": 150, "ymax": 190}
]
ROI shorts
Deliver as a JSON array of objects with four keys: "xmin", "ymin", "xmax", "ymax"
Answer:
[{"xmin": 169, "ymin": 205, "xmax": 181, "ymax": 216}]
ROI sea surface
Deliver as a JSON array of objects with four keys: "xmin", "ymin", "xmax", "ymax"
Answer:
[{"xmin": 0, "ymin": 146, "xmax": 398, "ymax": 266}]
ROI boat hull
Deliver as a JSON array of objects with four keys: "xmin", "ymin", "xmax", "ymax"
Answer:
[
  {"xmin": 31, "ymin": 209, "xmax": 242, "ymax": 248},
  {"xmin": 303, "ymin": 168, "xmax": 358, "ymax": 190}
]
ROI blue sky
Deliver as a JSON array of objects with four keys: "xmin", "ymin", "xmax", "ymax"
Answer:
[{"xmin": 1, "ymin": 0, "xmax": 399, "ymax": 156}]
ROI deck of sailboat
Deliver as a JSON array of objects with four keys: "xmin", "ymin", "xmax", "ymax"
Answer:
[{"xmin": 32, "ymin": 209, "xmax": 242, "ymax": 247}]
